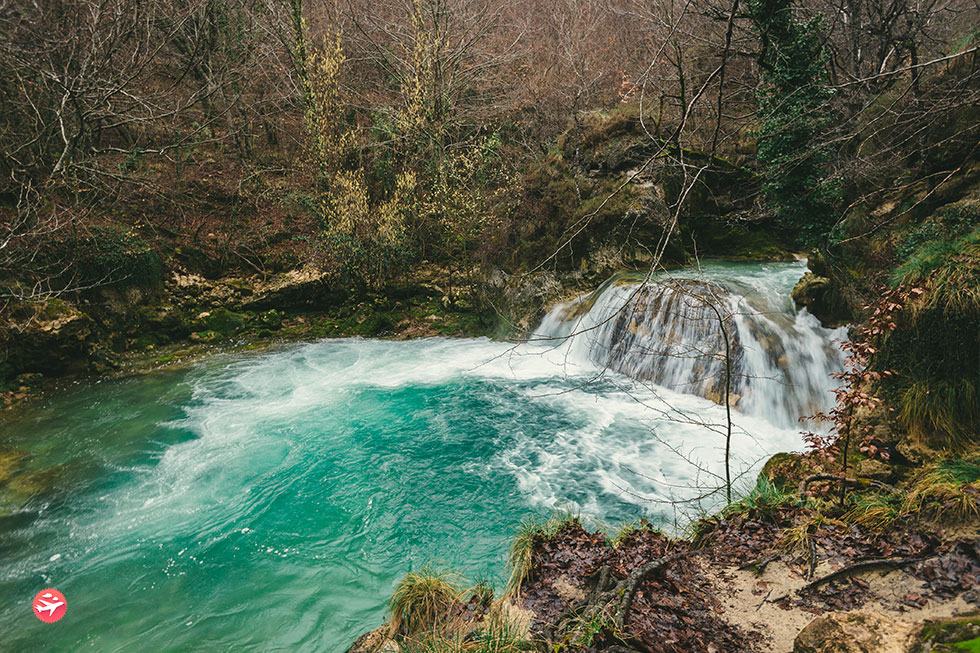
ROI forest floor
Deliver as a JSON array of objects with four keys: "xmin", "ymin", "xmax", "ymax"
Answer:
[{"xmin": 512, "ymin": 510, "xmax": 978, "ymax": 651}]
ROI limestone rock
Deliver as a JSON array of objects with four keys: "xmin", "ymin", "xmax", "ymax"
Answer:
[
  {"xmin": 1, "ymin": 300, "xmax": 96, "ymax": 376},
  {"xmin": 242, "ymin": 266, "xmax": 336, "ymax": 311},
  {"xmin": 855, "ymin": 458, "xmax": 894, "ymax": 483}
]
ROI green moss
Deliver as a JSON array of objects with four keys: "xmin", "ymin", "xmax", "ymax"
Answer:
[{"xmin": 761, "ymin": 452, "xmax": 807, "ymax": 492}]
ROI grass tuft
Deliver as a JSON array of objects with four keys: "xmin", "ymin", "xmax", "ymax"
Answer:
[
  {"xmin": 844, "ymin": 492, "xmax": 901, "ymax": 530},
  {"xmin": 389, "ymin": 567, "xmax": 463, "ymax": 638},
  {"xmin": 899, "ymin": 379, "xmax": 979, "ymax": 450},
  {"xmin": 608, "ymin": 518, "xmax": 655, "ymax": 548},
  {"xmin": 723, "ymin": 477, "xmax": 799, "ymax": 518},
  {"xmin": 902, "ymin": 456, "xmax": 980, "ymax": 524},
  {"xmin": 504, "ymin": 518, "xmax": 543, "ymax": 599},
  {"xmin": 398, "ymin": 605, "xmax": 531, "ymax": 653}
]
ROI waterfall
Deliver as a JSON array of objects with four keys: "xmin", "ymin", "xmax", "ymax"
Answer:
[{"xmin": 533, "ymin": 262, "xmax": 847, "ymax": 428}]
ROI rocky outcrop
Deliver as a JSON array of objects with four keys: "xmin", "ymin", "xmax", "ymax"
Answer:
[{"xmin": 1, "ymin": 300, "xmax": 96, "ymax": 378}]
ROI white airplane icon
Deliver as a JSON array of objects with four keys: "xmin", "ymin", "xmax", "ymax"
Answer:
[{"xmin": 34, "ymin": 595, "xmax": 64, "ymax": 617}]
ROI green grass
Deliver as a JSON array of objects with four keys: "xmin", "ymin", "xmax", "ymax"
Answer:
[
  {"xmin": 722, "ymin": 476, "xmax": 800, "ymax": 518},
  {"xmin": 891, "ymin": 225, "xmax": 980, "ymax": 287},
  {"xmin": 902, "ymin": 456, "xmax": 980, "ymax": 524},
  {"xmin": 608, "ymin": 518, "xmax": 657, "ymax": 548},
  {"xmin": 899, "ymin": 378, "xmax": 979, "ymax": 450},
  {"xmin": 844, "ymin": 491, "xmax": 901, "ymax": 530}
]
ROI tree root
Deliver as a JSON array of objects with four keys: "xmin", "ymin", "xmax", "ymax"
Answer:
[
  {"xmin": 798, "ymin": 474, "xmax": 896, "ymax": 496},
  {"xmin": 545, "ymin": 550, "xmax": 691, "ymax": 649},
  {"xmin": 738, "ymin": 552, "xmax": 779, "ymax": 574},
  {"xmin": 799, "ymin": 556, "xmax": 920, "ymax": 594}
]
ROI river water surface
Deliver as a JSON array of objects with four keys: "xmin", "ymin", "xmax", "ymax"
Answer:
[{"xmin": 0, "ymin": 260, "xmax": 844, "ymax": 651}]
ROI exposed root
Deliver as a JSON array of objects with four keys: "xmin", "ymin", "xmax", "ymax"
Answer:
[
  {"xmin": 800, "ymin": 556, "xmax": 921, "ymax": 594},
  {"xmin": 546, "ymin": 550, "xmax": 691, "ymax": 648},
  {"xmin": 798, "ymin": 473, "xmax": 896, "ymax": 496}
]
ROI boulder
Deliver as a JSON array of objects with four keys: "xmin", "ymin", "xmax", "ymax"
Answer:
[
  {"xmin": 792, "ymin": 272, "xmax": 850, "ymax": 327},
  {"xmin": 794, "ymin": 612, "xmax": 913, "ymax": 652},
  {"xmin": 761, "ymin": 452, "xmax": 806, "ymax": 492}
]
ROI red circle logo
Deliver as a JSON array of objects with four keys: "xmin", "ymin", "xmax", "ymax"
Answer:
[{"xmin": 33, "ymin": 588, "xmax": 67, "ymax": 623}]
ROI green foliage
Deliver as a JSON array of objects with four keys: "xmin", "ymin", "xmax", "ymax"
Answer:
[
  {"xmin": 892, "ymin": 204, "xmax": 980, "ymax": 285},
  {"xmin": 749, "ymin": 0, "xmax": 840, "ymax": 245},
  {"xmin": 723, "ymin": 476, "xmax": 799, "ymax": 518}
]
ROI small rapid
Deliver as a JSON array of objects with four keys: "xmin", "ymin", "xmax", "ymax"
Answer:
[{"xmin": 0, "ymin": 260, "xmax": 844, "ymax": 651}]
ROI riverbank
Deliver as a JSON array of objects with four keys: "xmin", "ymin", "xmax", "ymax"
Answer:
[{"xmin": 348, "ymin": 461, "xmax": 980, "ymax": 652}]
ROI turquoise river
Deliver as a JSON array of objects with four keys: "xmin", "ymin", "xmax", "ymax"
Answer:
[{"xmin": 0, "ymin": 261, "xmax": 845, "ymax": 651}]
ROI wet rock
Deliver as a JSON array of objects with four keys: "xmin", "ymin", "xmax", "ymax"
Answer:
[{"xmin": 794, "ymin": 611, "xmax": 913, "ymax": 652}]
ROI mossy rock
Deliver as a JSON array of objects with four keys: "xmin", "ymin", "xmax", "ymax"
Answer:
[
  {"xmin": 254, "ymin": 310, "xmax": 283, "ymax": 331},
  {"xmin": 761, "ymin": 452, "xmax": 807, "ymax": 492},
  {"xmin": 202, "ymin": 308, "xmax": 246, "ymax": 335},
  {"xmin": 911, "ymin": 613, "xmax": 980, "ymax": 652},
  {"xmin": 792, "ymin": 272, "xmax": 852, "ymax": 327}
]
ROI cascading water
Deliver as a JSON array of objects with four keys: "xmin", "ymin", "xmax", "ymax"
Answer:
[
  {"xmin": 0, "ymin": 260, "xmax": 845, "ymax": 651},
  {"xmin": 534, "ymin": 261, "xmax": 847, "ymax": 428}
]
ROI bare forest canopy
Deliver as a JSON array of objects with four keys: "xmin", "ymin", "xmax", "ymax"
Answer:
[{"xmin": 1, "ymin": 0, "xmax": 979, "ymax": 296}]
